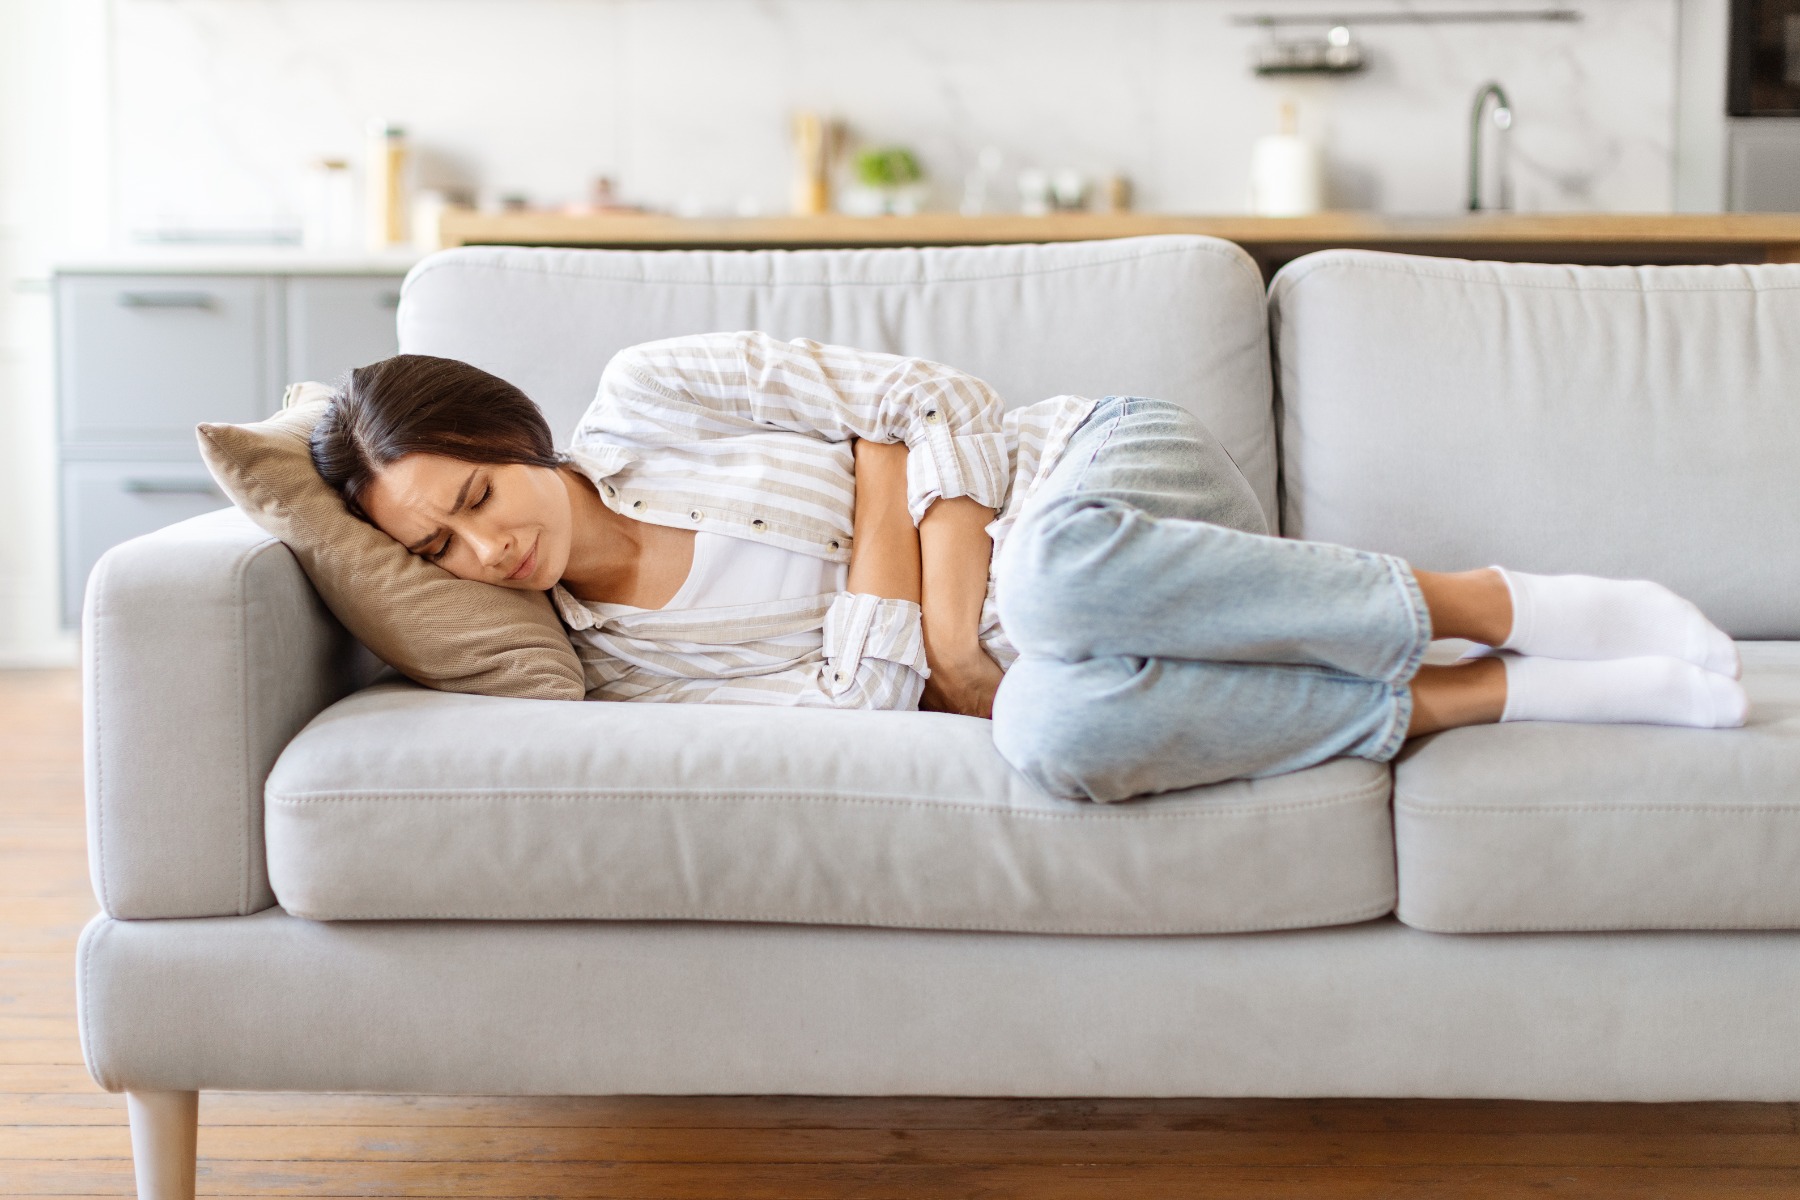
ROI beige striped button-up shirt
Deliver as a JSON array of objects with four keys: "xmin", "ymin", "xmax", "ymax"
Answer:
[{"xmin": 550, "ymin": 330, "xmax": 1097, "ymax": 709}]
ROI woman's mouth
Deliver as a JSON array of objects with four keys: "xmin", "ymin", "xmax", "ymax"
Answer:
[{"xmin": 506, "ymin": 537, "xmax": 539, "ymax": 581}]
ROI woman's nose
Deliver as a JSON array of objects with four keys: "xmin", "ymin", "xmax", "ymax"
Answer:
[{"xmin": 466, "ymin": 529, "xmax": 509, "ymax": 568}]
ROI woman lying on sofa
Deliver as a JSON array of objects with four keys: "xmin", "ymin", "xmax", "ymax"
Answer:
[{"xmin": 309, "ymin": 331, "xmax": 1748, "ymax": 804}]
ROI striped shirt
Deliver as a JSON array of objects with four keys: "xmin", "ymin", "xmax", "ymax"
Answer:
[{"xmin": 549, "ymin": 330, "xmax": 1097, "ymax": 709}]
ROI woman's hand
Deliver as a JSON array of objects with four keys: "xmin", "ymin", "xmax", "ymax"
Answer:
[
  {"xmin": 920, "ymin": 643, "xmax": 1006, "ymax": 718},
  {"xmin": 918, "ymin": 493, "xmax": 1001, "ymax": 718}
]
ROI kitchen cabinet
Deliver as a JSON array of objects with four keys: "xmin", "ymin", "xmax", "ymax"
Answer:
[
  {"xmin": 53, "ymin": 262, "xmax": 414, "ymax": 627},
  {"xmin": 58, "ymin": 275, "xmax": 279, "ymax": 443},
  {"xmin": 60, "ymin": 462, "xmax": 237, "ymax": 624},
  {"xmin": 286, "ymin": 275, "xmax": 406, "ymax": 383}
]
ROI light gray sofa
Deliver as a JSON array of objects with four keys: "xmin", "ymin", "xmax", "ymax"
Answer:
[{"xmin": 75, "ymin": 235, "xmax": 1800, "ymax": 1198}]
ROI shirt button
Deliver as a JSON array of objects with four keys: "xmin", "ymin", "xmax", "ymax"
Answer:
[
  {"xmin": 924, "ymin": 409, "xmax": 941, "ymax": 423},
  {"xmin": 689, "ymin": 509, "xmax": 704, "ymax": 521},
  {"xmin": 751, "ymin": 518, "xmax": 766, "ymax": 531},
  {"xmin": 833, "ymin": 671, "xmax": 847, "ymax": 684},
  {"xmin": 602, "ymin": 483, "xmax": 616, "ymax": 495},
  {"xmin": 828, "ymin": 539, "xmax": 840, "ymax": 550},
  {"xmin": 632, "ymin": 500, "xmax": 645, "ymax": 510}
]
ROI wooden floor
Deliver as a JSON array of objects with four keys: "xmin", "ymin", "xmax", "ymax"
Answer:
[{"xmin": 5, "ymin": 669, "xmax": 1800, "ymax": 1198}]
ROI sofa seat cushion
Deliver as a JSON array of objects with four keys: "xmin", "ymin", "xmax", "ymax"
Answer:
[
  {"xmin": 265, "ymin": 681, "xmax": 1397, "ymax": 935},
  {"xmin": 1395, "ymin": 641, "xmax": 1800, "ymax": 933}
]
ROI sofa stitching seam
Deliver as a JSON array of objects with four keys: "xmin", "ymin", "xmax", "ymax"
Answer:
[
  {"xmin": 403, "ymin": 239, "xmax": 1260, "ymax": 297},
  {"xmin": 236, "ymin": 541, "xmax": 252, "ymax": 915},
  {"xmin": 1273, "ymin": 253, "xmax": 1800, "ymax": 300},
  {"xmin": 79, "ymin": 918, "xmax": 110, "ymax": 1092},
  {"xmin": 282, "ymin": 895, "xmax": 1398, "ymax": 934},
  {"xmin": 1399, "ymin": 915, "xmax": 1800, "ymax": 933},
  {"xmin": 267, "ymin": 778, "xmax": 1392, "ymax": 820},
  {"xmin": 90, "ymin": 555, "xmax": 110, "ymax": 915},
  {"xmin": 1395, "ymin": 801, "xmax": 1800, "ymax": 816}
]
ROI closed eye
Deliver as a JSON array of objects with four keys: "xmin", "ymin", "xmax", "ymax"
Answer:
[{"xmin": 425, "ymin": 477, "xmax": 489, "ymax": 561}]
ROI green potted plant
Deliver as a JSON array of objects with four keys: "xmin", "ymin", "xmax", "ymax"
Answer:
[{"xmin": 841, "ymin": 145, "xmax": 928, "ymax": 216}]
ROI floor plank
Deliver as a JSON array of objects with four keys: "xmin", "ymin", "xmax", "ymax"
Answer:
[
  {"xmin": 12, "ymin": 1122, "xmax": 1800, "ymax": 1168},
  {"xmin": 6, "ymin": 665, "xmax": 1800, "ymax": 1199},
  {"xmin": 14, "ymin": 1159, "xmax": 1800, "ymax": 1199}
]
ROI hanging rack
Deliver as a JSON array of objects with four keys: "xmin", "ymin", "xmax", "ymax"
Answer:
[{"xmin": 1231, "ymin": 9, "xmax": 1580, "ymax": 26}]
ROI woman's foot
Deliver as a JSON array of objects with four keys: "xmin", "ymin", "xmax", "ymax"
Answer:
[
  {"xmin": 1498, "ymin": 653, "xmax": 1748, "ymax": 728},
  {"xmin": 1489, "ymin": 566, "xmax": 1740, "ymax": 679}
]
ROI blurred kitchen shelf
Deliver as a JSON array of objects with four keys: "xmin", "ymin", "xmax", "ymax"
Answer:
[{"xmin": 437, "ymin": 209, "xmax": 1800, "ymax": 276}]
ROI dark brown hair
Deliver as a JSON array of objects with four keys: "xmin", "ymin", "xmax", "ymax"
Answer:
[{"xmin": 311, "ymin": 354, "xmax": 563, "ymax": 518}]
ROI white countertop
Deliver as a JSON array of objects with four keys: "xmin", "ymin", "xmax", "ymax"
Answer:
[{"xmin": 53, "ymin": 247, "xmax": 429, "ymax": 274}]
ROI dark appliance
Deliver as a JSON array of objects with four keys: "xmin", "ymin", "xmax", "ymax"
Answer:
[{"xmin": 1730, "ymin": 0, "xmax": 1800, "ymax": 115}]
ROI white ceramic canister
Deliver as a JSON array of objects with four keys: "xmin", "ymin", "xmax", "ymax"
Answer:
[{"xmin": 1248, "ymin": 102, "xmax": 1323, "ymax": 217}]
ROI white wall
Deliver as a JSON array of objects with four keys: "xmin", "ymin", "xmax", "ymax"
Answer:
[
  {"xmin": 0, "ymin": 0, "xmax": 109, "ymax": 666},
  {"xmin": 114, "ymin": 0, "xmax": 1680, "ymax": 240},
  {"xmin": 0, "ymin": 0, "xmax": 1729, "ymax": 665}
]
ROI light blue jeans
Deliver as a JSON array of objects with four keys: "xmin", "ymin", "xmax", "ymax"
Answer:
[{"xmin": 989, "ymin": 395, "xmax": 1433, "ymax": 803}]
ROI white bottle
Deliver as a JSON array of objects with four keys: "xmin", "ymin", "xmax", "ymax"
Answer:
[
  {"xmin": 1248, "ymin": 102, "xmax": 1324, "ymax": 217},
  {"xmin": 302, "ymin": 158, "xmax": 360, "ymax": 254}
]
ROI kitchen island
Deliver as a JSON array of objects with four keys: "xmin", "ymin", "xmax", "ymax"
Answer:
[{"xmin": 437, "ymin": 210, "xmax": 1800, "ymax": 276}]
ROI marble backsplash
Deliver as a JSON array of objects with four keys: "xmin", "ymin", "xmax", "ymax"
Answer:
[{"xmin": 113, "ymin": 0, "xmax": 1677, "ymax": 240}]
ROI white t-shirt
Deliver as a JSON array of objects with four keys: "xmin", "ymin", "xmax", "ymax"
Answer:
[{"xmin": 619, "ymin": 530, "xmax": 848, "ymax": 612}]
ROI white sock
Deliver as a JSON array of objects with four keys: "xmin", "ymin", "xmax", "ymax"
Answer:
[
  {"xmin": 1500, "ymin": 653, "xmax": 1749, "ymax": 728},
  {"xmin": 1493, "ymin": 566, "xmax": 1741, "ymax": 679}
]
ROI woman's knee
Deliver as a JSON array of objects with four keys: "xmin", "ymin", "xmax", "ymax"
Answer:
[
  {"xmin": 994, "ymin": 496, "xmax": 1139, "ymax": 654},
  {"xmin": 989, "ymin": 654, "xmax": 1139, "ymax": 803}
]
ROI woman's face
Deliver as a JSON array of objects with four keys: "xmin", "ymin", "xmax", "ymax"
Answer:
[{"xmin": 360, "ymin": 453, "xmax": 573, "ymax": 590}]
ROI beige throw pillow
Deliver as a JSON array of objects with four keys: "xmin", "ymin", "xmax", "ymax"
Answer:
[{"xmin": 196, "ymin": 383, "xmax": 586, "ymax": 700}]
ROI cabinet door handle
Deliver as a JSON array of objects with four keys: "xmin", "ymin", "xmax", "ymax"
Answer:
[
  {"xmin": 122, "ymin": 479, "xmax": 223, "ymax": 496},
  {"xmin": 377, "ymin": 290, "xmax": 402, "ymax": 309},
  {"xmin": 117, "ymin": 291, "xmax": 216, "ymax": 309}
]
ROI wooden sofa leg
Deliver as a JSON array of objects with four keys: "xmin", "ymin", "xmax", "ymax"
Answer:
[{"xmin": 125, "ymin": 1090, "xmax": 198, "ymax": 1200}]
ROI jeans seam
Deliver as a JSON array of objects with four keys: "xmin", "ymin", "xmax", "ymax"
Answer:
[
  {"xmin": 1362, "ymin": 556, "xmax": 1431, "ymax": 761},
  {"xmin": 1367, "ymin": 681, "xmax": 1414, "ymax": 762},
  {"xmin": 1381, "ymin": 555, "xmax": 1433, "ymax": 684},
  {"xmin": 1069, "ymin": 396, "xmax": 1128, "ymax": 495}
]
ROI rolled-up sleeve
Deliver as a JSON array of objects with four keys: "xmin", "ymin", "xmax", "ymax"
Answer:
[
  {"xmin": 601, "ymin": 330, "xmax": 1011, "ymax": 525},
  {"xmin": 819, "ymin": 591, "xmax": 929, "ymax": 704}
]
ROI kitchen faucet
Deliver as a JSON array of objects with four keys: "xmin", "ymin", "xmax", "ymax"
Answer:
[{"xmin": 1468, "ymin": 81, "xmax": 1513, "ymax": 211}]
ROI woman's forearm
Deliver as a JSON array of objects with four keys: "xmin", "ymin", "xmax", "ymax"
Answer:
[
  {"xmin": 918, "ymin": 495, "xmax": 997, "ymax": 663},
  {"xmin": 848, "ymin": 437, "xmax": 1002, "ymax": 716},
  {"xmin": 846, "ymin": 438, "xmax": 921, "ymax": 603}
]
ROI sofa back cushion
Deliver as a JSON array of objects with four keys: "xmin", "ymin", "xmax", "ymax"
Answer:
[
  {"xmin": 396, "ymin": 234, "xmax": 1280, "ymax": 527},
  {"xmin": 1270, "ymin": 250, "xmax": 1800, "ymax": 638}
]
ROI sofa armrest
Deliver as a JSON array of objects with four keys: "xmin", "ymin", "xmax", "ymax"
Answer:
[{"xmin": 83, "ymin": 507, "xmax": 370, "ymax": 918}]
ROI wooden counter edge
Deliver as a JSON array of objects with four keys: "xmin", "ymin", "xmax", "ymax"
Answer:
[{"xmin": 439, "ymin": 209, "xmax": 1800, "ymax": 258}]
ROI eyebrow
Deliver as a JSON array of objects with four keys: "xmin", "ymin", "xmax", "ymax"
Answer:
[{"xmin": 405, "ymin": 469, "xmax": 478, "ymax": 553}]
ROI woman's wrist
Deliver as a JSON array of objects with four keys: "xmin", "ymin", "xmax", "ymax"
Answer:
[{"xmin": 923, "ymin": 627, "xmax": 986, "ymax": 670}]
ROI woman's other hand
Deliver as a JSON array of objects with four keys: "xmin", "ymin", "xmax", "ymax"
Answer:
[
  {"xmin": 920, "ymin": 643, "xmax": 1005, "ymax": 718},
  {"xmin": 917, "ymin": 492, "xmax": 1001, "ymax": 717}
]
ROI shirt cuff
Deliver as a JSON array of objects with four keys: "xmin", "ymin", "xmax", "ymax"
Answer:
[
  {"xmin": 904, "ymin": 429, "xmax": 1011, "ymax": 525},
  {"xmin": 822, "ymin": 592, "xmax": 929, "ymax": 697}
]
